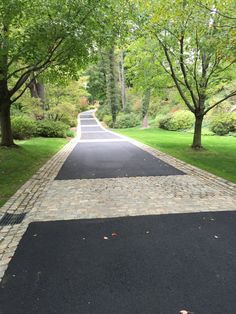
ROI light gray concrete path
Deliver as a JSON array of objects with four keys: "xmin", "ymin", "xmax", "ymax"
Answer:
[{"xmin": 0, "ymin": 110, "xmax": 236, "ymax": 281}]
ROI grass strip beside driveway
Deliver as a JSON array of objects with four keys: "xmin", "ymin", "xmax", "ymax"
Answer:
[
  {"xmin": 115, "ymin": 128, "xmax": 236, "ymax": 183},
  {"xmin": 0, "ymin": 137, "xmax": 67, "ymax": 208}
]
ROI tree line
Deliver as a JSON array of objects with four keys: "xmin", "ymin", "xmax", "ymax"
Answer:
[{"xmin": 0, "ymin": 0, "xmax": 235, "ymax": 148}]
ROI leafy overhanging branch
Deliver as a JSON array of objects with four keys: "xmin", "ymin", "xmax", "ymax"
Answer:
[{"xmin": 204, "ymin": 90, "xmax": 236, "ymax": 114}]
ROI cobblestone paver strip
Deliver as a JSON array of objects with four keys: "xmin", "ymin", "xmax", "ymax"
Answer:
[
  {"xmin": 34, "ymin": 175, "xmax": 236, "ymax": 222},
  {"xmin": 0, "ymin": 111, "xmax": 236, "ymax": 281},
  {"xmin": 0, "ymin": 139, "xmax": 77, "ymax": 280}
]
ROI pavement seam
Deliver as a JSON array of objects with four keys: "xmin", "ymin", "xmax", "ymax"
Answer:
[{"xmin": 92, "ymin": 112, "xmax": 236, "ymax": 195}]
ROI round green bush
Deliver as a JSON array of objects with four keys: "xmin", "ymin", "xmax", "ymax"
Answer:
[
  {"xmin": 66, "ymin": 129, "xmax": 75, "ymax": 138},
  {"xmin": 102, "ymin": 115, "xmax": 113, "ymax": 127},
  {"xmin": 209, "ymin": 113, "xmax": 236, "ymax": 135},
  {"xmin": 157, "ymin": 114, "xmax": 172, "ymax": 130},
  {"xmin": 36, "ymin": 120, "xmax": 68, "ymax": 138},
  {"xmin": 168, "ymin": 110, "xmax": 194, "ymax": 130},
  {"xmin": 114, "ymin": 113, "xmax": 140, "ymax": 129},
  {"xmin": 158, "ymin": 110, "xmax": 194, "ymax": 131},
  {"xmin": 11, "ymin": 116, "xmax": 37, "ymax": 140}
]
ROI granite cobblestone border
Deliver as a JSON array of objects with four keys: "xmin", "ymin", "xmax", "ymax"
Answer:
[{"xmin": 0, "ymin": 139, "xmax": 77, "ymax": 280}]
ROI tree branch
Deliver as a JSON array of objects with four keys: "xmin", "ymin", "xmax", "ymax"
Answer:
[
  {"xmin": 9, "ymin": 39, "xmax": 64, "ymax": 96},
  {"xmin": 10, "ymin": 62, "xmax": 53, "ymax": 104},
  {"xmin": 196, "ymin": 2, "xmax": 236, "ymax": 20},
  {"xmin": 193, "ymin": 30, "xmax": 200, "ymax": 99},
  {"xmin": 204, "ymin": 90, "xmax": 236, "ymax": 114},
  {"xmin": 156, "ymin": 36, "xmax": 195, "ymax": 112},
  {"xmin": 7, "ymin": 64, "xmax": 33, "ymax": 79},
  {"xmin": 179, "ymin": 35, "xmax": 198, "ymax": 107}
]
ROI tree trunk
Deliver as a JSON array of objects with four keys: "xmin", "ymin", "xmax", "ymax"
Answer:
[
  {"xmin": 192, "ymin": 114, "xmax": 204, "ymax": 149},
  {"xmin": 0, "ymin": 97, "xmax": 15, "ymax": 147},
  {"xmin": 105, "ymin": 46, "xmax": 118, "ymax": 124},
  {"xmin": 36, "ymin": 82, "xmax": 46, "ymax": 103},
  {"xmin": 28, "ymin": 76, "xmax": 45, "ymax": 104},
  {"xmin": 120, "ymin": 50, "xmax": 126, "ymax": 111},
  {"xmin": 142, "ymin": 114, "xmax": 148, "ymax": 128},
  {"xmin": 28, "ymin": 78, "xmax": 39, "ymax": 98},
  {"xmin": 141, "ymin": 89, "xmax": 151, "ymax": 129}
]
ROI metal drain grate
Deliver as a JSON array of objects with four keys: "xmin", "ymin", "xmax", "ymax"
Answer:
[{"xmin": 0, "ymin": 213, "xmax": 26, "ymax": 226}]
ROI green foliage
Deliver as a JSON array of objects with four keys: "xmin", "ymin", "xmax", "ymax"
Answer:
[
  {"xmin": 45, "ymin": 80, "xmax": 88, "ymax": 126},
  {"xmin": 158, "ymin": 114, "xmax": 172, "ymax": 130},
  {"xmin": 96, "ymin": 106, "xmax": 110, "ymax": 121},
  {"xmin": 46, "ymin": 103, "xmax": 77, "ymax": 127},
  {"xmin": 126, "ymin": 37, "xmax": 170, "ymax": 94},
  {"xmin": 11, "ymin": 116, "xmax": 37, "ymax": 140},
  {"xmin": 210, "ymin": 113, "xmax": 236, "ymax": 135},
  {"xmin": 86, "ymin": 59, "xmax": 107, "ymax": 105},
  {"xmin": 100, "ymin": 111, "xmax": 140, "ymax": 129},
  {"xmin": 36, "ymin": 120, "xmax": 68, "ymax": 138},
  {"xmin": 103, "ymin": 115, "xmax": 113, "ymax": 127},
  {"xmin": 77, "ymin": 104, "xmax": 90, "ymax": 114},
  {"xmin": 114, "ymin": 113, "xmax": 140, "ymax": 128},
  {"xmin": 1, "ymin": 0, "xmax": 126, "ymax": 91},
  {"xmin": 66, "ymin": 129, "xmax": 75, "ymax": 138},
  {"xmin": 158, "ymin": 110, "xmax": 194, "ymax": 131}
]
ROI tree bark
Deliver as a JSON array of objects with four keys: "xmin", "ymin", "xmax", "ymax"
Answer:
[
  {"xmin": 120, "ymin": 50, "xmax": 126, "ymax": 111},
  {"xmin": 28, "ymin": 74, "xmax": 45, "ymax": 104},
  {"xmin": 0, "ymin": 96, "xmax": 15, "ymax": 147},
  {"xmin": 36, "ymin": 82, "xmax": 45, "ymax": 103},
  {"xmin": 141, "ymin": 89, "xmax": 151, "ymax": 129},
  {"xmin": 105, "ymin": 46, "xmax": 118, "ymax": 124},
  {"xmin": 192, "ymin": 114, "xmax": 204, "ymax": 149},
  {"xmin": 28, "ymin": 77, "xmax": 39, "ymax": 98},
  {"xmin": 142, "ymin": 114, "xmax": 148, "ymax": 128},
  {"xmin": 0, "ymin": 24, "xmax": 14, "ymax": 146}
]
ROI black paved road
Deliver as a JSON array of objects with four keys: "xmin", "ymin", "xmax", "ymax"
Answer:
[
  {"xmin": 56, "ymin": 111, "xmax": 184, "ymax": 179},
  {"xmin": 56, "ymin": 141, "xmax": 184, "ymax": 179},
  {"xmin": 1, "ymin": 212, "xmax": 236, "ymax": 313}
]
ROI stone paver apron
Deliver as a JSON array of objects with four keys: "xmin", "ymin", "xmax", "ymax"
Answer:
[{"xmin": 1, "ymin": 110, "xmax": 236, "ymax": 313}]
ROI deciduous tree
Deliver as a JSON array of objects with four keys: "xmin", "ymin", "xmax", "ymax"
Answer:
[
  {"xmin": 133, "ymin": 0, "xmax": 236, "ymax": 148},
  {"xmin": 0, "ymin": 0, "xmax": 125, "ymax": 146}
]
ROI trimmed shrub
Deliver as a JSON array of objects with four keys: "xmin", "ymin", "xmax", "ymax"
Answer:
[
  {"xmin": 209, "ymin": 113, "xmax": 236, "ymax": 135},
  {"xmin": 96, "ymin": 106, "xmax": 110, "ymax": 121},
  {"xmin": 102, "ymin": 115, "xmax": 113, "ymax": 127},
  {"xmin": 158, "ymin": 114, "xmax": 172, "ymax": 130},
  {"xmin": 158, "ymin": 110, "xmax": 194, "ymax": 131},
  {"xmin": 167, "ymin": 110, "xmax": 194, "ymax": 130},
  {"xmin": 114, "ymin": 113, "xmax": 140, "ymax": 129},
  {"xmin": 11, "ymin": 116, "xmax": 37, "ymax": 140},
  {"xmin": 66, "ymin": 129, "xmax": 75, "ymax": 138},
  {"xmin": 36, "ymin": 120, "xmax": 68, "ymax": 138}
]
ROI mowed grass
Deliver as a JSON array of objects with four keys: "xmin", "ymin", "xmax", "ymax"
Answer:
[
  {"xmin": 114, "ymin": 128, "xmax": 236, "ymax": 183},
  {"xmin": 0, "ymin": 137, "xmax": 67, "ymax": 207}
]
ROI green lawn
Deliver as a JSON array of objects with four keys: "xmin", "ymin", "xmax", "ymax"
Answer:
[
  {"xmin": 115, "ymin": 128, "xmax": 236, "ymax": 183},
  {"xmin": 0, "ymin": 137, "xmax": 67, "ymax": 207}
]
